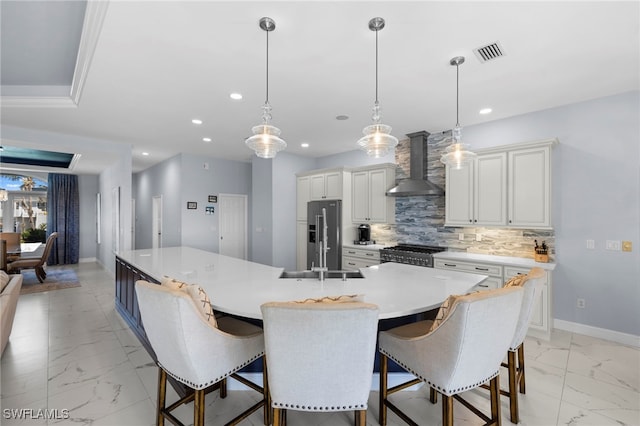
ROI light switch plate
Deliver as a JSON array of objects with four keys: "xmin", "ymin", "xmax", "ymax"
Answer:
[{"xmin": 622, "ymin": 241, "xmax": 632, "ymax": 252}]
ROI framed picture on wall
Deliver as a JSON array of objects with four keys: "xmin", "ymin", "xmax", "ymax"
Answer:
[
  {"xmin": 187, "ymin": 201, "xmax": 197, "ymax": 209},
  {"xmin": 208, "ymin": 195, "xmax": 217, "ymax": 203}
]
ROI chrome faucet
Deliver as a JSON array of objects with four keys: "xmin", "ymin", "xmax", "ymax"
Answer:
[{"xmin": 312, "ymin": 207, "xmax": 329, "ymax": 281}]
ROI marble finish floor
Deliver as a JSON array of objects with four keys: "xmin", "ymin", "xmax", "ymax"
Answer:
[{"xmin": 1, "ymin": 262, "xmax": 639, "ymax": 425}]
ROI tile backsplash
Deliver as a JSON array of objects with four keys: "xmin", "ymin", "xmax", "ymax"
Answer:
[{"xmin": 370, "ymin": 131, "xmax": 555, "ymax": 260}]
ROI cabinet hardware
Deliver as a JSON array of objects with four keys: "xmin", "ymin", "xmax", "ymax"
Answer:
[
  {"xmin": 478, "ymin": 284, "xmax": 489, "ymax": 288},
  {"xmin": 366, "ymin": 253, "xmax": 374, "ymax": 257},
  {"xmin": 475, "ymin": 267, "xmax": 489, "ymax": 271},
  {"xmin": 444, "ymin": 263, "xmax": 457, "ymax": 267}
]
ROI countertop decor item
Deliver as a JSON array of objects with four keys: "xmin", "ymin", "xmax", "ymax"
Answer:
[
  {"xmin": 534, "ymin": 239, "xmax": 549, "ymax": 263},
  {"xmin": 440, "ymin": 56, "xmax": 477, "ymax": 169},
  {"xmin": 245, "ymin": 17, "xmax": 287, "ymax": 159},
  {"xmin": 356, "ymin": 17, "xmax": 398, "ymax": 158}
]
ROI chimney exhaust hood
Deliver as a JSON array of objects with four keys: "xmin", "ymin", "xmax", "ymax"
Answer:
[{"xmin": 386, "ymin": 131, "xmax": 445, "ymax": 197}]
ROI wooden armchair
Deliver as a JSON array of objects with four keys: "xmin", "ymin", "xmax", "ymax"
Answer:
[{"xmin": 7, "ymin": 232, "xmax": 58, "ymax": 282}]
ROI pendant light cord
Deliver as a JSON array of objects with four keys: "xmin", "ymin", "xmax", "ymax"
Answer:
[
  {"xmin": 375, "ymin": 28, "xmax": 379, "ymax": 104},
  {"xmin": 455, "ymin": 62, "xmax": 460, "ymax": 128},
  {"xmin": 265, "ymin": 29, "xmax": 269, "ymax": 105}
]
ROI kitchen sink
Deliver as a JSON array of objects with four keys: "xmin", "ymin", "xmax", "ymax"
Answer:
[{"xmin": 279, "ymin": 270, "xmax": 364, "ymax": 279}]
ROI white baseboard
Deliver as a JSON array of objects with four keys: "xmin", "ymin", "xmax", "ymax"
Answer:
[
  {"xmin": 79, "ymin": 257, "xmax": 97, "ymax": 263},
  {"xmin": 229, "ymin": 373, "xmax": 421, "ymax": 392},
  {"xmin": 554, "ymin": 319, "xmax": 640, "ymax": 348}
]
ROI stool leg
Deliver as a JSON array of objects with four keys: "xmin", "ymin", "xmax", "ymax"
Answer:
[
  {"xmin": 193, "ymin": 389, "xmax": 205, "ymax": 426},
  {"xmin": 507, "ymin": 350, "xmax": 519, "ymax": 423},
  {"xmin": 490, "ymin": 375, "xmax": 502, "ymax": 426},
  {"xmin": 430, "ymin": 387, "xmax": 438, "ymax": 404},
  {"xmin": 157, "ymin": 368, "xmax": 167, "ymax": 426},
  {"xmin": 518, "ymin": 343, "xmax": 526, "ymax": 394},
  {"xmin": 442, "ymin": 394, "xmax": 454, "ymax": 426},
  {"xmin": 379, "ymin": 354, "xmax": 388, "ymax": 426},
  {"xmin": 220, "ymin": 377, "xmax": 227, "ymax": 398}
]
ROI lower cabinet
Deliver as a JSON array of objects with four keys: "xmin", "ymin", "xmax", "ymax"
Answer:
[
  {"xmin": 504, "ymin": 266, "xmax": 550, "ymax": 338},
  {"xmin": 434, "ymin": 257, "xmax": 552, "ymax": 339},
  {"xmin": 342, "ymin": 247, "xmax": 380, "ymax": 269},
  {"xmin": 434, "ymin": 259, "xmax": 503, "ymax": 291}
]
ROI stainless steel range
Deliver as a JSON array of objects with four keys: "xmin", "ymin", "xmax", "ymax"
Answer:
[{"xmin": 380, "ymin": 244, "xmax": 446, "ymax": 267}]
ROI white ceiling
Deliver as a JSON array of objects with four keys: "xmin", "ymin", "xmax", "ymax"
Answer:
[{"xmin": 1, "ymin": 1, "xmax": 638, "ymax": 174}]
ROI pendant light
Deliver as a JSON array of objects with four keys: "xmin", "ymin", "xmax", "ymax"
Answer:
[
  {"xmin": 245, "ymin": 17, "xmax": 287, "ymax": 159},
  {"xmin": 357, "ymin": 17, "xmax": 398, "ymax": 158},
  {"xmin": 440, "ymin": 56, "xmax": 476, "ymax": 169}
]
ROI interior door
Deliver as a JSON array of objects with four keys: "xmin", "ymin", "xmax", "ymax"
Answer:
[
  {"xmin": 219, "ymin": 194, "xmax": 247, "ymax": 259},
  {"xmin": 152, "ymin": 195, "xmax": 162, "ymax": 249}
]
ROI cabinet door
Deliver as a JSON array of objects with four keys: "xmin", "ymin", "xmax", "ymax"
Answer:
[
  {"xmin": 508, "ymin": 147, "xmax": 551, "ymax": 228},
  {"xmin": 296, "ymin": 221, "xmax": 308, "ymax": 270},
  {"xmin": 352, "ymin": 171, "xmax": 370, "ymax": 222},
  {"xmin": 324, "ymin": 172, "xmax": 342, "ymax": 199},
  {"xmin": 309, "ymin": 175, "xmax": 326, "ymax": 200},
  {"xmin": 296, "ymin": 177, "xmax": 310, "ymax": 221},
  {"xmin": 445, "ymin": 162, "xmax": 474, "ymax": 225},
  {"xmin": 475, "ymin": 153, "xmax": 507, "ymax": 226},
  {"xmin": 504, "ymin": 266, "xmax": 549, "ymax": 335},
  {"xmin": 368, "ymin": 169, "xmax": 389, "ymax": 222}
]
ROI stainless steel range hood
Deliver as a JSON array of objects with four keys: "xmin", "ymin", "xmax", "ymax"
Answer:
[{"xmin": 386, "ymin": 131, "xmax": 444, "ymax": 197}]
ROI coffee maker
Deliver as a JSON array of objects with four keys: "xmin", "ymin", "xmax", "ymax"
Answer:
[{"xmin": 355, "ymin": 224, "xmax": 374, "ymax": 245}]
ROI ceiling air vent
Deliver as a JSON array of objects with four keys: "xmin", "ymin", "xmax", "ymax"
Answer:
[{"xmin": 473, "ymin": 41, "xmax": 505, "ymax": 63}]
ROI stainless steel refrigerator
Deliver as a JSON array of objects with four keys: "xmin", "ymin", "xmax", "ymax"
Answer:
[{"xmin": 307, "ymin": 200, "xmax": 342, "ymax": 270}]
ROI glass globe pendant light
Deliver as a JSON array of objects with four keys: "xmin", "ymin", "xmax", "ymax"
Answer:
[
  {"xmin": 357, "ymin": 17, "xmax": 398, "ymax": 158},
  {"xmin": 245, "ymin": 17, "xmax": 287, "ymax": 159},
  {"xmin": 440, "ymin": 56, "xmax": 476, "ymax": 169}
]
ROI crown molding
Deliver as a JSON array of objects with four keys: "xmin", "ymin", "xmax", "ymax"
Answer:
[{"xmin": 0, "ymin": 0, "xmax": 110, "ymax": 108}]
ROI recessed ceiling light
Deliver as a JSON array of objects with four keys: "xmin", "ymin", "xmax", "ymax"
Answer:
[
  {"xmin": 191, "ymin": 119, "xmax": 203, "ymax": 125},
  {"xmin": 301, "ymin": 143, "xmax": 309, "ymax": 148},
  {"xmin": 479, "ymin": 108, "xmax": 492, "ymax": 115},
  {"xmin": 203, "ymin": 137, "xmax": 212, "ymax": 142},
  {"xmin": 142, "ymin": 152, "xmax": 150, "ymax": 156},
  {"xmin": 230, "ymin": 93, "xmax": 243, "ymax": 100},
  {"xmin": 336, "ymin": 115, "xmax": 349, "ymax": 121}
]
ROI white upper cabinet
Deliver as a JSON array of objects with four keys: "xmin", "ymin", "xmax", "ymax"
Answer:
[
  {"xmin": 310, "ymin": 171, "xmax": 342, "ymax": 200},
  {"xmin": 445, "ymin": 139, "xmax": 556, "ymax": 229},
  {"xmin": 475, "ymin": 153, "xmax": 508, "ymax": 226},
  {"xmin": 445, "ymin": 153, "xmax": 507, "ymax": 226},
  {"xmin": 351, "ymin": 164, "xmax": 396, "ymax": 223},
  {"xmin": 508, "ymin": 146, "xmax": 551, "ymax": 228}
]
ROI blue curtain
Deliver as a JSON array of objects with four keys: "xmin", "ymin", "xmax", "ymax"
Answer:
[{"xmin": 47, "ymin": 174, "xmax": 79, "ymax": 265}]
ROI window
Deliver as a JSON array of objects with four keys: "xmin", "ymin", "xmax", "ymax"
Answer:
[{"xmin": 0, "ymin": 173, "xmax": 48, "ymax": 242}]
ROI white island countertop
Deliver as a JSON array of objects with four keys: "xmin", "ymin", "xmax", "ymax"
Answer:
[{"xmin": 117, "ymin": 247, "xmax": 488, "ymax": 320}]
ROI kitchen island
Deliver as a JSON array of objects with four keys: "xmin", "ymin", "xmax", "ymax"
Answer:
[
  {"xmin": 114, "ymin": 247, "xmax": 488, "ymax": 395},
  {"xmin": 116, "ymin": 246, "xmax": 487, "ymax": 321}
]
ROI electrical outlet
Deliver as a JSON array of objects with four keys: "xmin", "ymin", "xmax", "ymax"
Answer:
[
  {"xmin": 622, "ymin": 241, "xmax": 632, "ymax": 252},
  {"xmin": 605, "ymin": 240, "xmax": 621, "ymax": 251},
  {"xmin": 577, "ymin": 298, "xmax": 586, "ymax": 309},
  {"xmin": 586, "ymin": 239, "xmax": 595, "ymax": 249},
  {"xmin": 476, "ymin": 234, "xmax": 482, "ymax": 242},
  {"xmin": 458, "ymin": 233, "xmax": 465, "ymax": 241}
]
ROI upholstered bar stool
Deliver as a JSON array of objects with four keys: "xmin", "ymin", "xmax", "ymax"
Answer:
[
  {"xmin": 135, "ymin": 280, "xmax": 268, "ymax": 426},
  {"xmin": 489, "ymin": 267, "xmax": 545, "ymax": 424},
  {"xmin": 378, "ymin": 287, "xmax": 524, "ymax": 426},
  {"xmin": 261, "ymin": 298, "xmax": 379, "ymax": 426}
]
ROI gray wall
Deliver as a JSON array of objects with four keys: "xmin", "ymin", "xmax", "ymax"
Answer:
[
  {"xmin": 78, "ymin": 174, "xmax": 98, "ymax": 260},
  {"xmin": 133, "ymin": 153, "xmax": 252, "ymax": 253},
  {"xmin": 133, "ymin": 155, "xmax": 182, "ymax": 249},
  {"xmin": 98, "ymin": 153, "xmax": 133, "ymax": 274},
  {"xmin": 250, "ymin": 157, "xmax": 273, "ymax": 265},
  {"xmin": 180, "ymin": 153, "xmax": 252, "ymax": 252}
]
